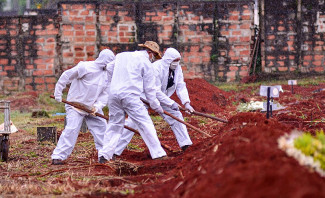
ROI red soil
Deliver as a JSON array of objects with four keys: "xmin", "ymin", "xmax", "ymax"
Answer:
[
  {"xmin": 129, "ymin": 79, "xmax": 325, "ymax": 198},
  {"xmin": 3, "ymin": 78, "xmax": 325, "ymax": 197},
  {"xmin": 6, "ymin": 91, "xmax": 39, "ymax": 111}
]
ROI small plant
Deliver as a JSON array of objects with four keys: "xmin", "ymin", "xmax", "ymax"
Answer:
[
  {"xmin": 298, "ymin": 111, "xmax": 307, "ymax": 120},
  {"xmin": 120, "ymin": 189, "xmax": 134, "ymax": 195},
  {"xmin": 29, "ymin": 171, "xmax": 42, "ymax": 176},
  {"xmin": 127, "ymin": 143, "xmax": 144, "ymax": 152},
  {"xmin": 294, "ymin": 130, "xmax": 325, "ymax": 170},
  {"xmin": 294, "ymin": 133, "xmax": 315, "ymax": 155},
  {"xmin": 151, "ymin": 115, "xmax": 163, "ymax": 122},
  {"xmin": 52, "ymin": 189, "xmax": 63, "ymax": 195},
  {"xmin": 157, "ymin": 132, "xmax": 162, "ymax": 138},
  {"xmin": 199, "ymin": 119, "xmax": 207, "ymax": 125},
  {"xmin": 24, "ymin": 151, "xmax": 38, "ymax": 158}
]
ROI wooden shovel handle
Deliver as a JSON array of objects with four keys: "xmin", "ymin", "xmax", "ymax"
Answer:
[
  {"xmin": 140, "ymin": 98, "xmax": 211, "ymax": 137},
  {"xmin": 178, "ymin": 106, "xmax": 228, "ymax": 123},
  {"xmin": 50, "ymin": 95, "xmax": 175, "ymax": 152}
]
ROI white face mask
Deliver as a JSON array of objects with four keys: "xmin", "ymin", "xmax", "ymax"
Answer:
[{"xmin": 170, "ymin": 61, "xmax": 179, "ymax": 70}]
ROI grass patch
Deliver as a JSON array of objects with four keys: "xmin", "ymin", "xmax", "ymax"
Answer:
[
  {"xmin": 151, "ymin": 115, "xmax": 163, "ymax": 122},
  {"xmin": 127, "ymin": 143, "xmax": 144, "ymax": 152}
]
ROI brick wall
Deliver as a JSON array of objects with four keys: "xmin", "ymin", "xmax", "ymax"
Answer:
[
  {"xmin": 55, "ymin": 0, "xmax": 254, "ymax": 84},
  {"xmin": 59, "ymin": 3, "xmax": 99, "ymax": 71},
  {"xmin": 0, "ymin": 0, "xmax": 255, "ymax": 94},
  {"xmin": 262, "ymin": 0, "xmax": 325, "ymax": 74},
  {"xmin": 0, "ymin": 14, "xmax": 58, "ymax": 94},
  {"xmin": 1, "ymin": 0, "xmax": 324, "ymax": 95}
]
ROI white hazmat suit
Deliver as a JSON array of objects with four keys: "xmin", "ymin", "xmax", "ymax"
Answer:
[
  {"xmin": 98, "ymin": 50, "xmax": 167, "ymax": 161},
  {"xmin": 51, "ymin": 49, "xmax": 115, "ymax": 161},
  {"xmin": 114, "ymin": 48, "xmax": 193, "ymax": 156}
]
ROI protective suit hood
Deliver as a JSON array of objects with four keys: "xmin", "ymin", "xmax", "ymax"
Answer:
[
  {"xmin": 162, "ymin": 48, "xmax": 181, "ymax": 66},
  {"xmin": 95, "ymin": 49, "xmax": 115, "ymax": 68}
]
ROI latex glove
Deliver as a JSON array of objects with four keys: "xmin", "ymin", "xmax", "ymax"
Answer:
[
  {"xmin": 154, "ymin": 106, "xmax": 164, "ymax": 114},
  {"xmin": 170, "ymin": 102, "xmax": 179, "ymax": 111},
  {"xmin": 91, "ymin": 107, "xmax": 98, "ymax": 116},
  {"xmin": 55, "ymin": 96, "xmax": 62, "ymax": 103},
  {"xmin": 185, "ymin": 102, "xmax": 194, "ymax": 113}
]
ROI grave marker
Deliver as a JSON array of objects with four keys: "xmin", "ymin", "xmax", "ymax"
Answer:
[
  {"xmin": 37, "ymin": 127, "xmax": 57, "ymax": 144},
  {"xmin": 260, "ymin": 85, "xmax": 282, "ymax": 119},
  {"xmin": 288, "ymin": 80, "xmax": 297, "ymax": 94}
]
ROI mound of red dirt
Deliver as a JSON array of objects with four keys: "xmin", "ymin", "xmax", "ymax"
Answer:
[
  {"xmin": 171, "ymin": 78, "xmax": 233, "ymax": 114},
  {"xmin": 6, "ymin": 91, "xmax": 39, "ymax": 111},
  {"xmin": 137, "ymin": 112, "xmax": 325, "ymax": 198}
]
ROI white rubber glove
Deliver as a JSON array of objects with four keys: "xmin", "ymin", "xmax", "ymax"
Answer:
[
  {"xmin": 91, "ymin": 107, "xmax": 98, "ymax": 116},
  {"xmin": 55, "ymin": 96, "xmax": 62, "ymax": 102},
  {"xmin": 154, "ymin": 106, "xmax": 164, "ymax": 114},
  {"xmin": 170, "ymin": 102, "xmax": 179, "ymax": 111},
  {"xmin": 185, "ymin": 102, "xmax": 194, "ymax": 113}
]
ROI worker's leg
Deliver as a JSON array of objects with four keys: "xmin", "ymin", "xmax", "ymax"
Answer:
[
  {"xmin": 51, "ymin": 106, "xmax": 84, "ymax": 160},
  {"xmin": 114, "ymin": 118, "xmax": 136, "ymax": 156},
  {"xmin": 124, "ymin": 96, "xmax": 166, "ymax": 159},
  {"xmin": 161, "ymin": 104, "xmax": 193, "ymax": 148},
  {"xmin": 85, "ymin": 108, "xmax": 107, "ymax": 151},
  {"xmin": 98, "ymin": 95, "xmax": 125, "ymax": 160}
]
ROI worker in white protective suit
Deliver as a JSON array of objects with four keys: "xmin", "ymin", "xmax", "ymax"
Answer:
[
  {"xmin": 51, "ymin": 49, "xmax": 115, "ymax": 165},
  {"xmin": 114, "ymin": 48, "xmax": 194, "ymax": 157},
  {"xmin": 98, "ymin": 41, "xmax": 167, "ymax": 163}
]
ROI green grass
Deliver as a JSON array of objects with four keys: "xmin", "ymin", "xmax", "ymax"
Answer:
[
  {"xmin": 151, "ymin": 115, "xmax": 163, "ymax": 122},
  {"xmin": 37, "ymin": 92, "xmax": 66, "ymax": 113},
  {"xmin": 127, "ymin": 143, "xmax": 144, "ymax": 152},
  {"xmin": 214, "ymin": 76, "xmax": 325, "ymax": 92}
]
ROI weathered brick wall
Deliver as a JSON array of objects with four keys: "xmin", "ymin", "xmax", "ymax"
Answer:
[
  {"xmin": 58, "ymin": 1, "xmax": 254, "ymax": 83},
  {"xmin": 0, "ymin": 0, "xmax": 255, "ymax": 94},
  {"xmin": 100, "ymin": 1, "xmax": 254, "ymax": 81},
  {"xmin": 59, "ymin": 3, "xmax": 99, "ymax": 71},
  {"xmin": 0, "ymin": 14, "xmax": 58, "ymax": 94},
  {"xmin": 262, "ymin": 0, "xmax": 325, "ymax": 73}
]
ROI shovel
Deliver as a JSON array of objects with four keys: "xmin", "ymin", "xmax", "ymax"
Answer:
[
  {"xmin": 140, "ymin": 98, "xmax": 212, "ymax": 138},
  {"xmin": 177, "ymin": 105, "xmax": 228, "ymax": 123},
  {"xmin": 50, "ymin": 95, "xmax": 175, "ymax": 152}
]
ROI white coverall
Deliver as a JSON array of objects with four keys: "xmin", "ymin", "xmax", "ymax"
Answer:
[
  {"xmin": 51, "ymin": 49, "xmax": 115, "ymax": 160},
  {"xmin": 98, "ymin": 50, "xmax": 167, "ymax": 160},
  {"xmin": 114, "ymin": 48, "xmax": 193, "ymax": 156}
]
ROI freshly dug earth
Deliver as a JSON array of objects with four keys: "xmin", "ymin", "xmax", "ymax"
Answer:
[{"xmin": 1, "ymin": 78, "xmax": 325, "ymax": 197}]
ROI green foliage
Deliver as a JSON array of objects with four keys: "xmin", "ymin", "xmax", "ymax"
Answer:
[
  {"xmin": 127, "ymin": 143, "xmax": 144, "ymax": 152},
  {"xmin": 210, "ymin": 54, "xmax": 218, "ymax": 62},
  {"xmin": 199, "ymin": 119, "xmax": 207, "ymax": 124},
  {"xmin": 316, "ymin": 131, "xmax": 325, "ymax": 145},
  {"xmin": 294, "ymin": 130, "xmax": 325, "ymax": 169},
  {"xmin": 294, "ymin": 133, "xmax": 315, "ymax": 155},
  {"xmin": 151, "ymin": 115, "xmax": 163, "ymax": 122},
  {"xmin": 37, "ymin": 92, "xmax": 66, "ymax": 113},
  {"xmin": 120, "ymin": 189, "xmax": 134, "ymax": 195},
  {"xmin": 102, "ymin": 106, "xmax": 109, "ymax": 116},
  {"xmin": 24, "ymin": 151, "xmax": 38, "ymax": 158}
]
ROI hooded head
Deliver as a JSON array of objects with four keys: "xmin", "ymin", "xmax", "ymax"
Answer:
[
  {"xmin": 94, "ymin": 49, "xmax": 115, "ymax": 68},
  {"xmin": 162, "ymin": 48, "xmax": 181, "ymax": 69}
]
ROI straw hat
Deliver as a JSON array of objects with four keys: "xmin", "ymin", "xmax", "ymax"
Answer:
[{"xmin": 138, "ymin": 41, "xmax": 162, "ymax": 59}]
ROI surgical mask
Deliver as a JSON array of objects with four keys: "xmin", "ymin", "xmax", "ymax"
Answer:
[{"xmin": 170, "ymin": 61, "xmax": 179, "ymax": 70}]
